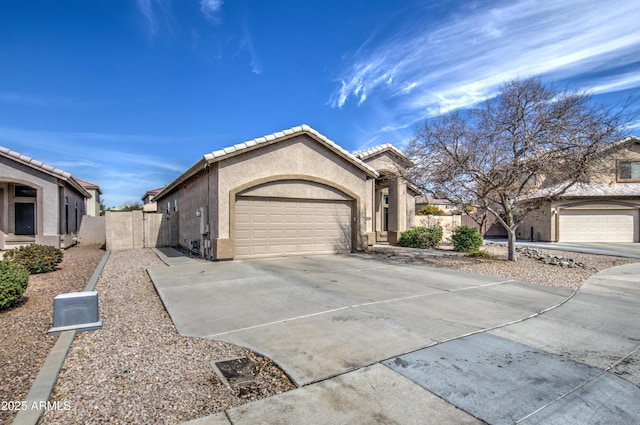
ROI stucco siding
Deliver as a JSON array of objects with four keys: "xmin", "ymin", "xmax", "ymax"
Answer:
[
  {"xmin": 1, "ymin": 156, "xmax": 60, "ymax": 235},
  {"xmin": 218, "ymin": 135, "xmax": 370, "ymax": 240},
  {"xmin": 519, "ymin": 202, "xmax": 553, "ymax": 241}
]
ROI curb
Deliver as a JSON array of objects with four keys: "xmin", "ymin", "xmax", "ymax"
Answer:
[{"xmin": 12, "ymin": 250, "xmax": 111, "ymax": 425}]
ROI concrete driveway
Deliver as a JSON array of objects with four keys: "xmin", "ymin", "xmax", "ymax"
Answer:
[{"xmin": 148, "ymin": 250, "xmax": 640, "ymax": 424}]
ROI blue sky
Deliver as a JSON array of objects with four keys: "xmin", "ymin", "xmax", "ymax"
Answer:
[{"xmin": 1, "ymin": 0, "xmax": 639, "ymax": 207}]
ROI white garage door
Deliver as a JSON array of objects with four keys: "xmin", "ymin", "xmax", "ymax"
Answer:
[
  {"xmin": 235, "ymin": 197, "xmax": 353, "ymax": 259},
  {"xmin": 559, "ymin": 209, "xmax": 639, "ymax": 242}
]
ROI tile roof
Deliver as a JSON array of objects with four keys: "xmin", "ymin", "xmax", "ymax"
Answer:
[
  {"xmin": 0, "ymin": 146, "xmax": 91, "ymax": 198},
  {"xmin": 157, "ymin": 124, "xmax": 381, "ymax": 200},
  {"xmin": 533, "ymin": 182, "xmax": 640, "ymax": 199},
  {"xmin": 353, "ymin": 144, "xmax": 410, "ymax": 163},
  {"xmin": 75, "ymin": 178, "xmax": 103, "ymax": 194},
  {"xmin": 203, "ymin": 124, "xmax": 379, "ymax": 176},
  {"xmin": 0, "ymin": 146, "xmax": 71, "ymax": 179}
]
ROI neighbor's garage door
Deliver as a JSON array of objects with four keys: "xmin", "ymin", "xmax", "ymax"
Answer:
[
  {"xmin": 235, "ymin": 197, "xmax": 353, "ymax": 259},
  {"xmin": 558, "ymin": 209, "xmax": 638, "ymax": 242}
]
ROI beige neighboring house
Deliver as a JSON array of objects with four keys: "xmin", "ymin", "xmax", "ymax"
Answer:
[
  {"xmin": 76, "ymin": 178, "xmax": 103, "ymax": 216},
  {"xmin": 141, "ymin": 187, "xmax": 164, "ymax": 212},
  {"xmin": 153, "ymin": 125, "xmax": 417, "ymax": 260},
  {"xmin": 520, "ymin": 136, "xmax": 640, "ymax": 242},
  {"xmin": 0, "ymin": 146, "xmax": 91, "ymax": 250},
  {"xmin": 415, "ymin": 195, "xmax": 458, "ymax": 214}
]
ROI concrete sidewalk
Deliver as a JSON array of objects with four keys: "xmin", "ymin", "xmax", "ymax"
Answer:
[{"xmin": 146, "ymin": 250, "xmax": 640, "ymax": 424}]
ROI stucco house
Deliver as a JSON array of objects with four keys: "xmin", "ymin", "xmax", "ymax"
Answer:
[
  {"xmin": 154, "ymin": 125, "xmax": 417, "ymax": 260},
  {"xmin": 76, "ymin": 178, "xmax": 103, "ymax": 217},
  {"xmin": 0, "ymin": 146, "xmax": 91, "ymax": 250},
  {"xmin": 415, "ymin": 195, "xmax": 458, "ymax": 215},
  {"xmin": 141, "ymin": 187, "xmax": 164, "ymax": 212},
  {"xmin": 519, "ymin": 136, "xmax": 640, "ymax": 242}
]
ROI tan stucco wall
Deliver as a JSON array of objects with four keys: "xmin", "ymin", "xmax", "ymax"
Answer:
[
  {"xmin": 218, "ymin": 136, "xmax": 373, "ymax": 253},
  {"xmin": 79, "ymin": 215, "xmax": 106, "ymax": 245},
  {"xmin": 414, "ymin": 215, "xmax": 462, "ymax": 241},
  {"xmin": 105, "ymin": 211, "xmax": 168, "ymax": 250},
  {"xmin": 591, "ymin": 142, "xmax": 640, "ymax": 184},
  {"xmin": 1, "ymin": 157, "xmax": 59, "ymax": 239},
  {"xmin": 156, "ymin": 135, "xmax": 374, "ymax": 259},
  {"xmin": 519, "ymin": 202, "xmax": 553, "ymax": 241},
  {"xmin": 85, "ymin": 189, "xmax": 101, "ymax": 217},
  {"xmin": 359, "ymin": 151, "xmax": 414, "ymax": 244}
]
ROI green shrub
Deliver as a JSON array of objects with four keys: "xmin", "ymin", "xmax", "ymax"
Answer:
[
  {"xmin": 465, "ymin": 249, "xmax": 494, "ymax": 259},
  {"xmin": 416, "ymin": 205, "xmax": 445, "ymax": 216},
  {"xmin": 0, "ymin": 260, "xmax": 29, "ymax": 310},
  {"xmin": 398, "ymin": 226, "xmax": 443, "ymax": 249},
  {"xmin": 3, "ymin": 244, "xmax": 63, "ymax": 274},
  {"xmin": 451, "ymin": 226, "xmax": 483, "ymax": 252}
]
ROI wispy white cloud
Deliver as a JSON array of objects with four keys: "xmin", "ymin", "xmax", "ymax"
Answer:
[
  {"xmin": 330, "ymin": 0, "xmax": 640, "ymax": 136},
  {"xmin": 239, "ymin": 10, "xmax": 262, "ymax": 75},
  {"xmin": 200, "ymin": 0, "xmax": 223, "ymax": 23},
  {"xmin": 135, "ymin": 0, "xmax": 172, "ymax": 36}
]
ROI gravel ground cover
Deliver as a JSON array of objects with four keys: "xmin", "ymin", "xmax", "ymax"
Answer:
[
  {"xmin": 366, "ymin": 243, "xmax": 639, "ymax": 291},
  {"xmin": 40, "ymin": 249, "xmax": 295, "ymax": 425},
  {"xmin": 0, "ymin": 245, "xmax": 105, "ymax": 425},
  {"xmin": 5, "ymin": 244, "xmax": 638, "ymax": 425}
]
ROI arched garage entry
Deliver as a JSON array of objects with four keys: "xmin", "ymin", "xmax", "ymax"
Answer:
[{"xmin": 233, "ymin": 178, "xmax": 356, "ymax": 259}]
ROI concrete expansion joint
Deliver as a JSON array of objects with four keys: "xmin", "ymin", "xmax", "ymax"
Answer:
[
  {"xmin": 378, "ymin": 286, "xmax": 581, "ymax": 367},
  {"xmin": 514, "ymin": 341, "xmax": 640, "ymax": 424}
]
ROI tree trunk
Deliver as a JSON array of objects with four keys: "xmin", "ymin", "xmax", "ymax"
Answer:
[{"xmin": 507, "ymin": 227, "xmax": 518, "ymax": 261}]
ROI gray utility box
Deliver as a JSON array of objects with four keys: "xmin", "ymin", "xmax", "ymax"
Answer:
[{"xmin": 48, "ymin": 291, "xmax": 103, "ymax": 335}]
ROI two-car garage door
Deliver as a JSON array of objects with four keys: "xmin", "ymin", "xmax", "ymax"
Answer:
[
  {"xmin": 235, "ymin": 197, "xmax": 353, "ymax": 259},
  {"xmin": 559, "ymin": 209, "xmax": 639, "ymax": 242}
]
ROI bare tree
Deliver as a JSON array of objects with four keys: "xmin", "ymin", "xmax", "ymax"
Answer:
[{"xmin": 406, "ymin": 77, "xmax": 636, "ymax": 261}]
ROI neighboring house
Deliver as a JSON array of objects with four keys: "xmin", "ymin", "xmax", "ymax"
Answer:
[
  {"xmin": 141, "ymin": 187, "xmax": 164, "ymax": 212},
  {"xmin": 520, "ymin": 136, "xmax": 640, "ymax": 242},
  {"xmin": 415, "ymin": 195, "xmax": 458, "ymax": 214},
  {"xmin": 0, "ymin": 146, "xmax": 91, "ymax": 250},
  {"xmin": 76, "ymin": 178, "xmax": 103, "ymax": 217},
  {"xmin": 153, "ymin": 125, "xmax": 417, "ymax": 260}
]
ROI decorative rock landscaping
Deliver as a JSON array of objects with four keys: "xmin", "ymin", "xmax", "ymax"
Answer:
[{"xmin": 516, "ymin": 246, "xmax": 590, "ymax": 269}]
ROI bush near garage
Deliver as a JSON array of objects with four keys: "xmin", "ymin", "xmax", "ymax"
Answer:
[
  {"xmin": 451, "ymin": 226, "xmax": 483, "ymax": 252},
  {"xmin": 398, "ymin": 225, "xmax": 444, "ymax": 249},
  {"xmin": 3, "ymin": 244, "xmax": 64, "ymax": 274},
  {"xmin": 0, "ymin": 259, "xmax": 29, "ymax": 310}
]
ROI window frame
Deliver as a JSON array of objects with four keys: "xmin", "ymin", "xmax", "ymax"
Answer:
[{"xmin": 617, "ymin": 160, "xmax": 640, "ymax": 182}]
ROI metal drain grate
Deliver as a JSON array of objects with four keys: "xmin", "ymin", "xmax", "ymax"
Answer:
[{"xmin": 211, "ymin": 357, "xmax": 255, "ymax": 387}]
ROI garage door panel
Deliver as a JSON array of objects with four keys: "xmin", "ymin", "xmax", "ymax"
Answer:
[
  {"xmin": 235, "ymin": 197, "xmax": 353, "ymax": 259},
  {"xmin": 559, "ymin": 209, "xmax": 638, "ymax": 242}
]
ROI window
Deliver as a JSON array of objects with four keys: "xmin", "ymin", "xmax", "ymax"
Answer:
[
  {"xmin": 619, "ymin": 161, "xmax": 640, "ymax": 181},
  {"xmin": 15, "ymin": 185, "xmax": 36, "ymax": 197}
]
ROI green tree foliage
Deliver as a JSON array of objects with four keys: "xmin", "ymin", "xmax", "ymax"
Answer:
[{"xmin": 416, "ymin": 205, "xmax": 445, "ymax": 216}]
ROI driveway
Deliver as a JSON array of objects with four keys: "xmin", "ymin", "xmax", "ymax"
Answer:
[
  {"xmin": 148, "ymin": 252, "xmax": 571, "ymax": 386},
  {"xmin": 148, "ymin": 250, "xmax": 640, "ymax": 424}
]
